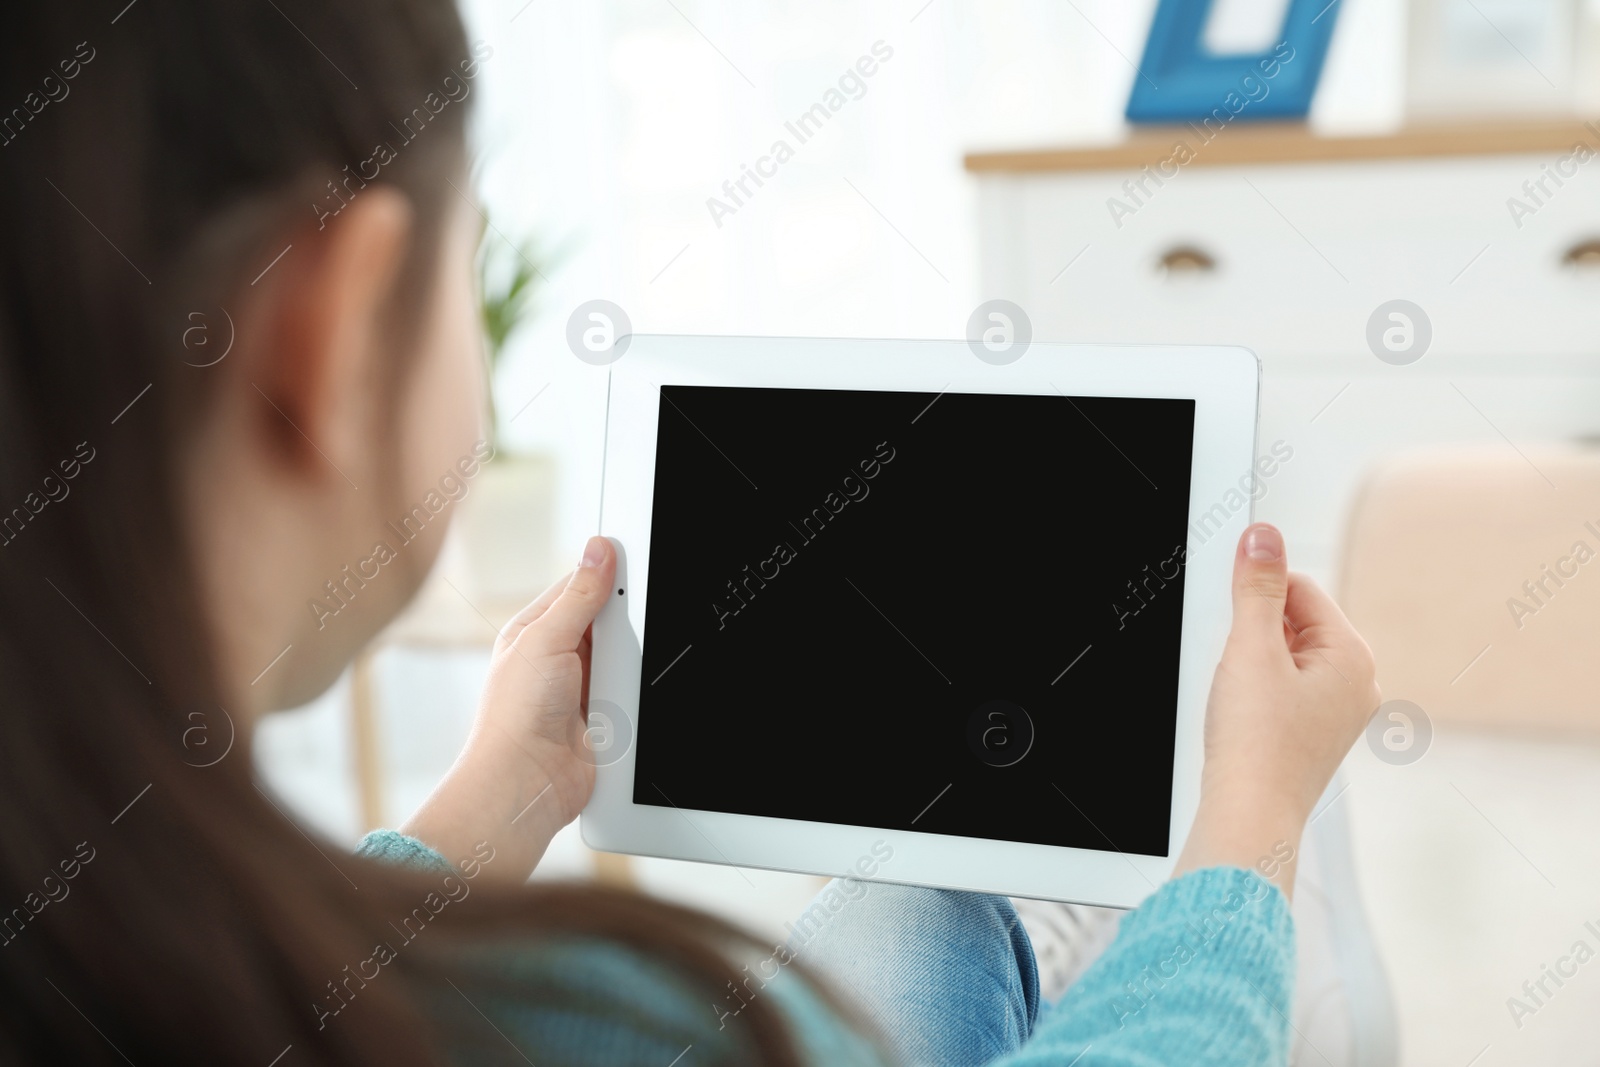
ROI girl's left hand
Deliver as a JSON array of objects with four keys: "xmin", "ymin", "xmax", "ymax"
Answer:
[
  {"xmin": 400, "ymin": 536, "xmax": 617, "ymax": 882},
  {"xmin": 1174, "ymin": 523, "xmax": 1379, "ymax": 899}
]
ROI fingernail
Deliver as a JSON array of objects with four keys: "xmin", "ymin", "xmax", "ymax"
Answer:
[
  {"xmin": 1244, "ymin": 524, "xmax": 1283, "ymax": 562},
  {"xmin": 580, "ymin": 536, "xmax": 607, "ymax": 569}
]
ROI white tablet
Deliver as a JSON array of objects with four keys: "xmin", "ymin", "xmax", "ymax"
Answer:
[{"xmin": 579, "ymin": 335, "xmax": 1259, "ymax": 908}]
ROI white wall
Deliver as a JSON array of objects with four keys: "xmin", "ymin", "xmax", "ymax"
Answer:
[{"xmin": 455, "ymin": 0, "xmax": 1408, "ymax": 563}]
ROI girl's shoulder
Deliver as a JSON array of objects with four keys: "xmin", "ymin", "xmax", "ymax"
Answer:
[{"xmin": 435, "ymin": 935, "xmax": 890, "ymax": 1067}]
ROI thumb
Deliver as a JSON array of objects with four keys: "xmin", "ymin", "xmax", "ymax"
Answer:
[
  {"xmin": 511, "ymin": 536, "xmax": 617, "ymax": 657},
  {"xmin": 1229, "ymin": 522, "xmax": 1289, "ymax": 647}
]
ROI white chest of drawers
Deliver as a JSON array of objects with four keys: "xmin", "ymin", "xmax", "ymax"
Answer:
[{"xmin": 967, "ymin": 122, "xmax": 1600, "ymax": 572}]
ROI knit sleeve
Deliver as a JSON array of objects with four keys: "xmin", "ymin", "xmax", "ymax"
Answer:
[
  {"xmin": 434, "ymin": 939, "xmax": 889, "ymax": 1067},
  {"xmin": 354, "ymin": 831, "xmax": 889, "ymax": 1065},
  {"xmin": 355, "ymin": 828, "xmax": 456, "ymax": 876},
  {"xmin": 996, "ymin": 866, "xmax": 1296, "ymax": 1067}
]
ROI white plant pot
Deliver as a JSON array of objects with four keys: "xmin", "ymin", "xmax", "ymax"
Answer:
[{"xmin": 458, "ymin": 453, "xmax": 557, "ymax": 614}]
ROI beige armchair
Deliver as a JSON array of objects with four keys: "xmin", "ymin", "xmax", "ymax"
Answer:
[{"xmin": 1339, "ymin": 443, "xmax": 1600, "ymax": 734}]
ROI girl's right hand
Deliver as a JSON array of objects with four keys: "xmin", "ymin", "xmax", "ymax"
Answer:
[{"xmin": 1174, "ymin": 522, "xmax": 1381, "ymax": 899}]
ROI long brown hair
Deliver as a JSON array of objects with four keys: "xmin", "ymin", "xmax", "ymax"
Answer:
[{"xmin": 0, "ymin": 4, "xmax": 810, "ymax": 1063}]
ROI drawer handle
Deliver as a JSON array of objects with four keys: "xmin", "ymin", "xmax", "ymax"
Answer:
[
  {"xmin": 1563, "ymin": 239, "xmax": 1600, "ymax": 268},
  {"xmin": 1157, "ymin": 246, "xmax": 1217, "ymax": 275}
]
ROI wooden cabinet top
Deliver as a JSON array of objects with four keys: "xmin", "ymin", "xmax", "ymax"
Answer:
[{"xmin": 963, "ymin": 119, "xmax": 1600, "ymax": 174}]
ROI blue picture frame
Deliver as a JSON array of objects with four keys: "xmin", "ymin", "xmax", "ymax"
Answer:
[{"xmin": 1126, "ymin": 0, "xmax": 1341, "ymax": 124}]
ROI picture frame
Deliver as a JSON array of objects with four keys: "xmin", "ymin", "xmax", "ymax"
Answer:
[
  {"xmin": 1407, "ymin": 0, "xmax": 1577, "ymax": 119},
  {"xmin": 1126, "ymin": 0, "xmax": 1341, "ymax": 124}
]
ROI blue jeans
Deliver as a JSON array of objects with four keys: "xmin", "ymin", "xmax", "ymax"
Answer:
[{"xmin": 790, "ymin": 879, "xmax": 1040, "ymax": 1066}]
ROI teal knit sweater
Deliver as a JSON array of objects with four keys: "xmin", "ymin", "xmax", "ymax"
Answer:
[{"xmin": 358, "ymin": 831, "xmax": 1294, "ymax": 1066}]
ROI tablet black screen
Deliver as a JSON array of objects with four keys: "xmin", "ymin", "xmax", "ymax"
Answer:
[{"xmin": 631, "ymin": 385, "xmax": 1196, "ymax": 857}]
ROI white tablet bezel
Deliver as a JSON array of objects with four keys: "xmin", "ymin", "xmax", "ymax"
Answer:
[{"xmin": 580, "ymin": 335, "xmax": 1259, "ymax": 908}]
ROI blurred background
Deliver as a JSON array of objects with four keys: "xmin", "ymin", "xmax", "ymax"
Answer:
[{"xmin": 256, "ymin": 1, "xmax": 1600, "ymax": 1063}]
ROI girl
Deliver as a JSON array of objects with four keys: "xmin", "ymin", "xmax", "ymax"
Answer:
[{"xmin": 0, "ymin": 3, "xmax": 1379, "ymax": 1064}]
